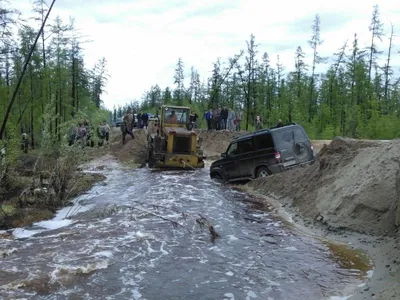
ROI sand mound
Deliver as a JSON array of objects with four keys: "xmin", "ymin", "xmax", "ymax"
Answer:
[
  {"xmin": 197, "ymin": 130, "xmax": 245, "ymax": 159},
  {"xmin": 110, "ymin": 129, "xmax": 148, "ymax": 166},
  {"xmin": 247, "ymin": 137, "xmax": 400, "ymax": 235}
]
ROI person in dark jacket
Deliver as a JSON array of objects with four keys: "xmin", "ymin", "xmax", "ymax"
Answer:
[
  {"xmin": 277, "ymin": 119, "xmax": 284, "ymax": 127},
  {"xmin": 204, "ymin": 109, "xmax": 212, "ymax": 130},
  {"xmin": 212, "ymin": 108, "xmax": 220, "ymax": 130},
  {"xmin": 189, "ymin": 112, "xmax": 199, "ymax": 128},
  {"xmin": 137, "ymin": 113, "xmax": 142, "ymax": 128},
  {"xmin": 220, "ymin": 107, "xmax": 228, "ymax": 130},
  {"xmin": 141, "ymin": 113, "xmax": 149, "ymax": 129}
]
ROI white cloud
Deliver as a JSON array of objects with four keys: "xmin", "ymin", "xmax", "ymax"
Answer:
[{"xmin": 12, "ymin": 0, "xmax": 400, "ymax": 109}]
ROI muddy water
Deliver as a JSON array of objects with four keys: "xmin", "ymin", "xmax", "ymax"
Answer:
[{"xmin": 0, "ymin": 156, "xmax": 370, "ymax": 299}]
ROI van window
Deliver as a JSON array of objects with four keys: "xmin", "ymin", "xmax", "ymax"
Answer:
[
  {"xmin": 227, "ymin": 142, "xmax": 238, "ymax": 156},
  {"xmin": 274, "ymin": 127, "xmax": 308, "ymax": 147},
  {"xmin": 237, "ymin": 139, "xmax": 253, "ymax": 154},
  {"xmin": 254, "ymin": 133, "xmax": 274, "ymax": 150}
]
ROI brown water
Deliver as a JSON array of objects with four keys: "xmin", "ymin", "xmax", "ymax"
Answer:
[{"xmin": 0, "ymin": 157, "xmax": 371, "ymax": 299}]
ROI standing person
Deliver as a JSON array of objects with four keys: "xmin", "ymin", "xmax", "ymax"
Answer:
[
  {"xmin": 236, "ymin": 109, "xmax": 243, "ymax": 131},
  {"xmin": 21, "ymin": 133, "xmax": 29, "ymax": 153},
  {"xmin": 104, "ymin": 121, "xmax": 111, "ymax": 142},
  {"xmin": 77, "ymin": 122, "xmax": 87, "ymax": 147},
  {"xmin": 141, "ymin": 112, "xmax": 149, "ymax": 129},
  {"xmin": 255, "ymin": 115, "xmax": 262, "ymax": 131},
  {"xmin": 277, "ymin": 119, "xmax": 284, "ymax": 127},
  {"xmin": 97, "ymin": 122, "xmax": 106, "ymax": 146},
  {"xmin": 212, "ymin": 107, "xmax": 220, "ymax": 130},
  {"xmin": 227, "ymin": 108, "xmax": 236, "ymax": 131},
  {"xmin": 83, "ymin": 119, "xmax": 94, "ymax": 147},
  {"xmin": 137, "ymin": 112, "xmax": 142, "ymax": 128},
  {"xmin": 68, "ymin": 122, "xmax": 77, "ymax": 146},
  {"xmin": 220, "ymin": 106, "xmax": 228, "ymax": 130},
  {"xmin": 193, "ymin": 112, "xmax": 199, "ymax": 128},
  {"xmin": 122, "ymin": 109, "xmax": 135, "ymax": 144},
  {"xmin": 205, "ymin": 109, "xmax": 213, "ymax": 130},
  {"xmin": 189, "ymin": 111, "xmax": 199, "ymax": 128}
]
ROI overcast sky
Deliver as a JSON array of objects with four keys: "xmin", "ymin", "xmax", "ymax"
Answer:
[{"xmin": 13, "ymin": 0, "xmax": 400, "ymax": 110}]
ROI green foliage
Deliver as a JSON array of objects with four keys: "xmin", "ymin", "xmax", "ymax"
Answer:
[{"xmin": 0, "ymin": 6, "xmax": 110, "ymax": 157}]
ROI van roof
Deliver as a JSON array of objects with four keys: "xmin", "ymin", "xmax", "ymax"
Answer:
[{"xmin": 233, "ymin": 123, "xmax": 299, "ymax": 141}]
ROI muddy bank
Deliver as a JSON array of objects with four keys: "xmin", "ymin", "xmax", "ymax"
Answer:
[
  {"xmin": 246, "ymin": 137, "xmax": 399, "ymax": 236},
  {"xmin": 242, "ymin": 137, "xmax": 400, "ymax": 300},
  {"xmin": 0, "ymin": 150, "xmax": 106, "ymax": 230},
  {"xmin": 109, "ymin": 128, "xmax": 148, "ymax": 167},
  {"xmin": 197, "ymin": 130, "xmax": 245, "ymax": 159}
]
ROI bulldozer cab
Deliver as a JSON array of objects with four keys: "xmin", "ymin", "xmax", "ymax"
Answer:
[{"xmin": 161, "ymin": 106, "xmax": 190, "ymax": 129}]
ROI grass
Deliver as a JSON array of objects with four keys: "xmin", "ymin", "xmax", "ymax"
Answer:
[{"xmin": 1, "ymin": 205, "xmax": 16, "ymax": 215}]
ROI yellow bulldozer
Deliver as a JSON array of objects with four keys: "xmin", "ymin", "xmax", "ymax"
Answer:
[{"xmin": 146, "ymin": 105, "xmax": 205, "ymax": 169}]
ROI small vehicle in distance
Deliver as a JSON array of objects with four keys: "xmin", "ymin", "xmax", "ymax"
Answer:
[
  {"xmin": 210, "ymin": 123, "xmax": 315, "ymax": 183},
  {"xmin": 114, "ymin": 117, "xmax": 123, "ymax": 127}
]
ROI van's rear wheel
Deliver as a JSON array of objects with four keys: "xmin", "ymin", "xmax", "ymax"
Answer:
[
  {"xmin": 211, "ymin": 172, "xmax": 225, "ymax": 183},
  {"xmin": 256, "ymin": 166, "xmax": 269, "ymax": 178}
]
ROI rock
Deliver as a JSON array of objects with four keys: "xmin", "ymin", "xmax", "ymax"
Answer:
[{"xmin": 264, "ymin": 237, "xmax": 277, "ymax": 244}]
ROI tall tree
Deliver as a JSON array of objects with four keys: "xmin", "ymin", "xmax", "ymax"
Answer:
[
  {"xmin": 383, "ymin": 23, "xmax": 394, "ymax": 106},
  {"xmin": 173, "ymin": 57, "xmax": 185, "ymax": 105},
  {"xmin": 367, "ymin": 4, "xmax": 384, "ymax": 85},
  {"xmin": 209, "ymin": 58, "xmax": 221, "ymax": 108},
  {"xmin": 308, "ymin": 14, "xmax": 323, "ymax": 122},
  {"xmin": 91, "ymin": 57, "xmax": 109, "ymax": 108},
  {"xmin": 237, "ymin": 34, "xmax": 258, "ymax": 130},
  {"xmin": 189, "ymin": 66, "xmax": 200, "ymax": 104}
]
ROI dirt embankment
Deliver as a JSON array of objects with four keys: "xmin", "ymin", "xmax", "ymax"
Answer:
[
  {"xmin": 197, "ymin": 130, "xmax": 245, "ymax": 160},
  {"xmin": 247, "ymin": 137, "xmax": 400, "ymax": 236},
  {"xmin": 109, "ymin": 128, "xmax": 148, "ymax": 166}
]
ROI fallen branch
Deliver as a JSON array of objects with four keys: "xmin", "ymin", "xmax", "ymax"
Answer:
[
  {"xmin": 196, "ymin": 214, "xmax": 220, "ymax": 240},
  {"xmin": 151, "ymin": 204, "xmax": 220, "ymax": 239},
  {"xmin": 244, "ymin": 253, "xmax": 266, "ymax": 275},
  {"xmin": 132, "ymin": 206, "xmax": 191, "ymax": 233}
]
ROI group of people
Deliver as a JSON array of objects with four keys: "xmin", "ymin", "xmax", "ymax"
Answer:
[
  {"xmin": 204, "ymin": 107, "xmax": 285, "ymax": 131},
  {"xmin": 136, "ymin": 112, "xmax": 150, "ymax": 129},
  {"xmin": 204, "ymin": 107, "xmax": 243, "ymax": 131},
  {"xmin": 68, "ymin": 119, "xmax": 111, "ymax": 147}
]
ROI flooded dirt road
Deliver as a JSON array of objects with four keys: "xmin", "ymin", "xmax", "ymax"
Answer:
[{"xmin": 0, "ymin": 156, "xmax": 370, "ymax": 299}]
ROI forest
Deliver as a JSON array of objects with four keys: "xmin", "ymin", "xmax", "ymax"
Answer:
[
  {"xmin": 119, "ymin": 5, "xmax": 400, "ymax": 139},
  {"xmin": 0, "ymin": 0, "xmax": 110, "ymax": 157}
]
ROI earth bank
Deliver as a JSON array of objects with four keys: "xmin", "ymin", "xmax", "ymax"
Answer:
[
  {"xmin": 0, "ymin": 147, "xmax": 107, "ymax": 230},
  {"xmin": 241, "ymin": 136, "xmax": 400, "ymax": 300}
]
